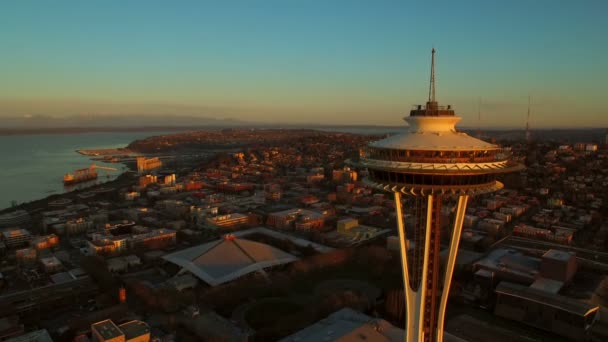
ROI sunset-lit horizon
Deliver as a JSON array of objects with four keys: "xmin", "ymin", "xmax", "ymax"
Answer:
[
  {"xmin": 1, "ymin": 1, "xmax": 606, "ymax": 128},
  {"xmin": 2, "ymin": 3, "xmax": 608, "ymax": 341}
]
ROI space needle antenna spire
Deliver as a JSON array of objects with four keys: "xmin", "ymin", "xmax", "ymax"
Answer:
[{"xmin": 428, "ymin": 48, "xmax": 436, "ymax": 103}]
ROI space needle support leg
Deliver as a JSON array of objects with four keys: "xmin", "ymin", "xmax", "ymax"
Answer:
[
  {"xmin": 418, "ymin": 195, "xmax": 434, "ymax": 342},
  {"xmin": 435, "ymin": 194, "xmax": 469, "ymax": 341},
  {"xmin": 394, "ymin": 192, "xmax": 417, "ymax": 342}
]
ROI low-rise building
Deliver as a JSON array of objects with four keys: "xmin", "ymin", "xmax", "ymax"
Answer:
[
  {"xmin": 540, "ymin": 249, "xmax": 577, "ymax": 283},
  {"xmin": 66, "ymin": 218, "xmax": 94, "ymax": 235},
  {"xmin": 267, "ymin": 208, "xmax": 325, "ymax": 230},
  {"xmin": 477, "ymin": 218, "xmax": 505, "ymax": 234},
  {"xmin": 155, "ymin": 200, "xmax": 189, "ymax": 218},
  {"xmin": 107, "ymin": 257, "xmax": 128, "ymax": 273},
  {"xmin": 216, "ymin": 182, "xmax": 254, "ymax": 193},
  {"xmin": 87, "ymin": 239, "xmax": 122, "ymax": 257},
  {"xmin": 585, "ymin": 143, "xmax": 598, "ymax": 152},
  {"xmin": 39, "ymin": 256, "xmax": 62, "ymax": 273},
  {"xmin": 335, "ymin": 218, "xmax": 387, "ymax": 243},
  {"xmin": 124, "ymin": 192, "xmax": 140, "ymax": 201},
  {"xmin": 306, "ymin": 174, "xmax": 324, "ymax": 184},
  {"xmin": 492, "ymin": 212, "xmax": 512, "ymax": 223},
  {"xmin": 474, "ymin": 249, "xmax": 540, "ymax": 285},
  {"xmin": 162, "ymin": 174, "xmax": 176, "ymax": 186},
  {"xmin": 92, "ymin": 320, "xmax": 124, "ymax": 342},
  {"xmin": 4, "ymin": 329, "xmax": 53, "ymax": 342},
  {"xmin": 138, "ymin": 174, "xmax": 157, "ymax": 188},
  {"xmin": 119, "ymin": 320, "xmax": 150, "ymax": 342},
  {"xmin": 500, "ymin": 205, "xmax": 526, "ymax": 217},
  {"xmin": 513, "ymin": 225, "xmax": 573, "ymax": 244},
  {"xmin": 136, "ymin": 157, "xmax": 162, "ymax": 173},
  {"xmin": 279, "ymin": 308, "xmax": 408, "ymax": 342},
  {"xmin": 0, "ymin": 210, "xmax": 30, "ymax": 229},
  {"xmin": 31, "ymin": 234, "xmax": 60, "ymax": 251},
  {"xmin": 91, "ymin": 319, "xmax": 123, "ymax": 342},
  {"xmin": 15, "ymin": 247, "xmax": 37, "ymax": 265},
  {"xmin": 206, "ymin": 213, "xmax": 249, "ymax": 230},
  {"xmin": 167, "ymin": 273, "xmax": 198, "ymax": 291},
  {"xmin": 463, "ymin": 215, "xmax": 478, "ymax": 228},
  {"xmin": 494, "ymin": 281, "xmax": 599, "ymax": 341},
  {"xmin": 128, "ymin": 229, "xmax": 176, "ymax": 251},
  {"xmin": 106, "ymin": 255, "xmax": 141, "ymax": 273},
  {"xmin": 1, "ymin": 228, "xmax": 31, "ymax": 248},
  {"xmin": 184, "ymin": 181, "xmax": 204, "ymax": 191}
]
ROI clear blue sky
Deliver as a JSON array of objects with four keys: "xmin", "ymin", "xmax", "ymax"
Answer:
[{"xmin": 1, "ymin": 0, "xmax": 606, "ymax": 127}]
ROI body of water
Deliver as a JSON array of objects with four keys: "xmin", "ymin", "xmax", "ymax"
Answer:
[
  {"xmin": 0, "ymin": 131, "xmax": 171, "ymax": 210},
  {"xmin": 0, "ymin": 127, "xmax": 398, "ymax": 210}
]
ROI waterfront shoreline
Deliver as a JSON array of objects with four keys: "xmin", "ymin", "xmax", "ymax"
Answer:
[
  {"xmin": 0, "ymin": 131, "xmax": 176, "ymax": 210},
  {"xmin": 0, "ymin": 152, "xmax": 136, "ymax": 213},
  {"xmin": 77, "ymin": 148, "xmax": 134, "ymax": 156},
  {"xmin": 0, "ymin": 172, "xmax": 134, "ymax": 214}
]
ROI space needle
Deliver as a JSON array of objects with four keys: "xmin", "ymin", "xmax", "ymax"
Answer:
[{"xmin": 352, "ymin": 49, "xmax": 523, "ymax": 342}]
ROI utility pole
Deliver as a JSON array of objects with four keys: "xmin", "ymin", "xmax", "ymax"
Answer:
[
  {"xmin": 525, "ymin": 95, "xmax": 531, "ymax": 144},
  {"xmin": 477, "ymin": 97, "xmax": 482, "ymax": 139}
]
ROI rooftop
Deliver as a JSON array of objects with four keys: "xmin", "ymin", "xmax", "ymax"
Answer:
[
  {"xmin": 163, "ymin": 236, "xmax": 297, "ymax": 286},
  {"xmin": 279, "ymin": 307, "xmax": 466, "ymax": 342},
  {"xmin": 369, "ymin": 127, "xmax": 499, "ymax": 152},
  {"xmin": 40, "ymin": 256, "xmax": 61, "ymax": 267},
  {"xmin": 92, "ymin": 319, "xmax": 123, "ymax": 340},
  {"xmin": 529, "ymin": 277, "xmax": 564, "ymax": 294},
  {"xmin": 5, "ymin": 329, "xmax": 53, "ymax": 342},
  {"xmin": 474, "ymin": 248, "xmax": 540, "ymax": 282},
  {"xmin": 1, "ymin": 229, "xmax": 30, "ymax": 238},
  {"xmin": 269, "ymin": 208, "xmax": 324, "ymax": 219},
  {"xmin": 50, "ymin": 272, "xmax": 75, "ymax": 284},
  {"xmin": 131, "ymin": 228, "xmax": 176, "ymax": 240},
  {"xmin": 207, "ymin": 213, "xmax": 248, "ymax": 222},
  {"xmin": 118, "ymin": 320, "xmax": 150, "ymax": 339},
  {"xmin": 496, "ymin": 281, "xmax": 599, "ymax": 317},
  {"xmin": 234, "ymin": 227, "xmax": 334, "ymax": 253},
  {"xmin": 279, "ymin": 307, "xmax": 403, "ymax": 342},
  {"xmin": 440, "ymin": 248, "xmax": 484, "ymax": 266},
  {"xmin": 542, "ymin": 249, "xmax": 575, "ymax": 262}
]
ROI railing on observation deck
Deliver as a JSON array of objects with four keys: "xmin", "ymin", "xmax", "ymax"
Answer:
[
  {"xmin": 410, "ymin": 104, "xmax": 453, "ymax": 110},
  {"xmin": 409, "ymin": 104, "xmax": 456, "ymax": 116},
  {"xmin": 360, "ymin": 147, "xmax": 512, "ymax": 164}
]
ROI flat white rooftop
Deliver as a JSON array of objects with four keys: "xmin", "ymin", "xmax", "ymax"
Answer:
[{"xmin": 370, "ymin": 130, "xmax": 498, "ymax": 151}]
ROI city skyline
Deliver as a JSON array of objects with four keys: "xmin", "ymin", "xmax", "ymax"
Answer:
[
  {"xmin": 1, "ymin": 3, "xmax": 607, "ymax": 342},
  {"xmin": 1, "ymin": 1, "xmax": 607, "ymax": 128}
]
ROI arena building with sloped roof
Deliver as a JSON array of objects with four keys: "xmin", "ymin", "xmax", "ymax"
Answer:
[{"xmin": 162, "ymin": 234, "xmax": 298, "ymax": 286}]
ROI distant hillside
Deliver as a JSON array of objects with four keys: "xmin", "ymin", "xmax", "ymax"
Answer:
[
  {"xmin": 0, "ymin": 114, "xmax": 253, "ymax": 129},
  {"xmin": 460, "ymin": 128, "xmax": 607, "ymax": 144},
  {"xmin": 0, "ymin": 114, "xmax": 604, "ymax": 143},
  {"xmin": 0, "ymin": 114, "xmax": 403, "ymax": 135}
]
